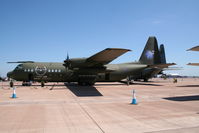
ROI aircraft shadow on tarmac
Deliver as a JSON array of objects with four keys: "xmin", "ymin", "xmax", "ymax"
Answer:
[
  {"xmin": 177, "ymin": 85, "xmax": 199, "ymax": 87},
  {"xmin": 94, "ymin": 82, "xmax": 127, "ymax": 86},
  {"xmin": 94, "ymin": 82, "xmax": 163, "ymax": 87},
  {"xmin": 132, "ymin": 82, "xmax": 163, "ymax": 86},
  {"xmin": 163, "ymin": 95, "xmax": 199, "ymax": 101},
  {"xmin": 65, "ymin": 83, "xmax": 103, "ymax": 97}
]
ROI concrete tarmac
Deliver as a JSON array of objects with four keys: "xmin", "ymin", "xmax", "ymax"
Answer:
[{"xmin": 0, "ymin": 78, "xmax": 199, "ymax": 133}]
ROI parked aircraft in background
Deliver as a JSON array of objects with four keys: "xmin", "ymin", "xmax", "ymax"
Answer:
[
  {"xmin": 187, "ymin": 46, "xmax": 199, "ymax": 66},
  {"xmin": 7, "ymin": 36, "xmax": 175, "ymax": 86}
]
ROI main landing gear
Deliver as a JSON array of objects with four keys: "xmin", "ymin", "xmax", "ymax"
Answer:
[
  {"xmin": 78, "ymin": 81, "xmax": 95, "ymax": 86},
  {"xmin": 22, "ymin": 81, "xmax": 32, "ymax": 86},
  {"xmin": 78, "ymin": 75, "xmax": 96, "ymax": 86},
  {"xmin": 143, "ymin": 78, "xmax": 149, "ymax": 82}
]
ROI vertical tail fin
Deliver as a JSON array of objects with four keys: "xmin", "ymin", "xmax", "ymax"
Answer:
[
  {"xmin": 139, "ymin": 36, "xmax": 161, "ymax": 65},
  {"xmin": 159, "ymin": 44, "xmax": 166, "ymax": 64}
]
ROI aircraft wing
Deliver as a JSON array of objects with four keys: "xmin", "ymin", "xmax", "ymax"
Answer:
[
  {"xmin": 149, "ymin": 63, "xmax": 176, "ymax": 68},
  {"xmin": 187, "ymin": 46, "xmax": 199, "ymax": 51},
  {"xmin": 7, "ymin": 61, "xmax": 35, "ymax": 63},
  {"xmin": 187, "ymin": 63, "xmax": 199, "ymax": 66},
  {"xmin": 86, "ymin": 48, "xmax": 131, "ymax": 66}
]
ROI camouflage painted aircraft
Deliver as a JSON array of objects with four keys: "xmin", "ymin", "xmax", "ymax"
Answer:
[
  {"xmin": 7, "ymin": 36, "xmax": 174, "ymax": 86},
  {"xmin": 187, "ymin": 46, "xmax": 199, "ymax": 66}
]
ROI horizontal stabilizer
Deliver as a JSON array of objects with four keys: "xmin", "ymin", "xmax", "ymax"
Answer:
[
  {"xmin": 187, "ymin": 63, "xmax": 199, "ymax": 66},
  {"xmin": 87, "ymin": 48, "xmax": 131, "ymax": 66},
  {"xmin": 163, "ymin": 67, "xmax": 183, "ymax": 70},
  {"xmin": 7, "ymin": 61, "xmax": 35, "ymax": 63},
  {"xmin": 149, "ymin": 63, "xmax": 176, "ymax": 68}
]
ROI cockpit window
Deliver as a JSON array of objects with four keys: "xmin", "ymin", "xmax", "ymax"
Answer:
[{"xmin": 15, "ymin": 64, "xmax": 23, "ymax": 70}]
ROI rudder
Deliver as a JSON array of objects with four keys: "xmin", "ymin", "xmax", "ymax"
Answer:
[{"xmin": 159, "ymin": 44, "xmax": 166, "ymax": 64}]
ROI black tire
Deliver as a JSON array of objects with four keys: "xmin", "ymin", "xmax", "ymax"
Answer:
[
  {"xmin": 78, "ymin": 81, "xmax": 83, "ymax": 86},
  {"xmin": 41, "ymin": 81, "xmax": 45, "ymax": 87}
]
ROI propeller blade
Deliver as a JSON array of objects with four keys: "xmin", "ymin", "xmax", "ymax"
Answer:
[
  {"xmin": 63, "ymin": 52, "xmax": 71, "ymax": 68},
  {"xmin": 67, "ymin": 53, "xmax": 69, "ymax": 61}
]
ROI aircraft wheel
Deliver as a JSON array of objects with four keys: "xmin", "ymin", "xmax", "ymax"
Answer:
[
  {"xmin": 41, "ymin": 81, "xmax": 45, "ymax": 87},
  {"xmin": 86, "ymin": 82, "xmax": 95, "ymax": 86},
  {"xmin": 22, "ymin": 82, "xmax": 25, "ymax": 86},
  {"xmin": 28, "ymin": 82, "xmax": 32, "ymax": 86},
  {"xmin": 22, "ymin": 81, "xmax": 32, "ymax": 86},
  {"xmin": 89, "ymin": 82, "xmax": 95, "ymax": 86},
  {"xmin": 78, "ymin": 81, "xmax": 95, "ymax": 86},
  {"xmin": 78, "ymin": 81, "xmax": 83, "ymax": 86},
  {"xmin": 130, "ymin": 80, "xmax": 134, "ymax": 84}
]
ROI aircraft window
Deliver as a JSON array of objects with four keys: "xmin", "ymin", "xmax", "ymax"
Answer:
[
  {"xmin": 58, "ymin": 69, "xmax": 61, "ymax": 72},
  {"xmin": 55, "ymin": 69, "xmax": 57, "ymax": 72},
  {"xmin": 24, "ymin": 69, "xmax": 27, "ymax": 72},
  {"xmin": 52, "ymin": 69, "xmax": 54, "ymax": 72},
  {"xmin": 28, "ymin": 69, "xmax": 30, "ymax": 72},
  {"xmin": 31, "ymin": 69, "xmax": 34, "ymax": 72},
  {"xmin": 16, "ymin": 65, "xmax": 23, "ymax": 70},
  {"xmin": 48, "ymin": 69, "xmax": 51, "ymax": 72}
]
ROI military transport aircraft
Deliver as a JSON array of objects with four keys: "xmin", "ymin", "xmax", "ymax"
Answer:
[
  {"xmin": 7, "ymin": 36, "xmax": 175, "ymax": 86},
  {"xmin": 187, "ymin": 46, "xmax": 199, "ymax": 66}
]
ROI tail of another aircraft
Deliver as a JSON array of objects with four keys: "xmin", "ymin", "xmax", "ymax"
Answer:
[{"xmin": 139, "ymin": 36, "xmax": 161, "ymax": 65}]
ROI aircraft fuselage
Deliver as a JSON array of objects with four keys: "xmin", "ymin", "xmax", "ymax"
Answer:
[{"xmin": 7, "ymin": 62, "xmax": 147, "ymax": 83}]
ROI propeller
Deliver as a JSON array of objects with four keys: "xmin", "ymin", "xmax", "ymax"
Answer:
[{"xmin": 64, "ymin": 53, "xmax": 71, "ymax": 69}]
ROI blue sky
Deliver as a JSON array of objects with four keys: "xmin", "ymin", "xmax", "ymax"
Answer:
[{"xmin": 1, "ymin": 0, "xmax": 199, "ymax": 77}]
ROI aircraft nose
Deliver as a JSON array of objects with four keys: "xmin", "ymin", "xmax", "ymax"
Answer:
[{"xmin": 7, "ymin": 71, "xmax": 13, "ymax": 78}]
